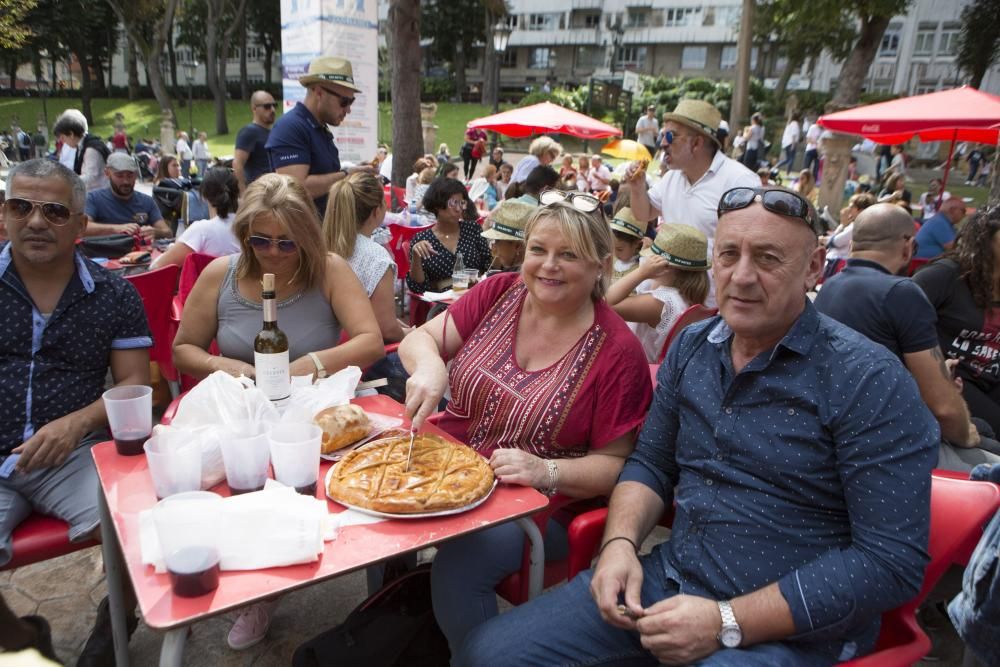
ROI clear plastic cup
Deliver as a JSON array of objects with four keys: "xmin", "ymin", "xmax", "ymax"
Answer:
[
  {"xmin": 102, "ymin": 385, "xmax": 153, "ymax": 456},
  {"xmin": 268, "ymin": 423, "xmax": 322, "ymax": 496},
  {"xmin": 152, "ymin": 492, "xmax": 223, "ymax": 597},
  {"xmin": 463, "ymin": 268, "xmax": 480, "ymax": 286},
  {"xmin": 452, "ymin": 271, "xmax": 469, "ymax": 292},
  {"xmin": 144, "ymin": 436, "xmax": 202, "ymax": 500},
  {"xmin": 220, "ymin": 428, "xmax": 271, "ymax": 495}
]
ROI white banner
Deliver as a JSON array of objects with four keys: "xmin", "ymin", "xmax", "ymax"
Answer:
[{"xmin": 279, "ymin": 0, "xmax": 379, "ymax": 165}]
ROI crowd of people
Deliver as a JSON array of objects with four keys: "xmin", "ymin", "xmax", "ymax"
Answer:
[{"xmin": 0, "ymin": 53, "xmax": 998, "ymax": 666}]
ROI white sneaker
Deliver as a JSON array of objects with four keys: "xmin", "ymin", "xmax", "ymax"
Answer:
[{"xmin": 227, "ymin": 599, "xmax": 280, "ymax": 651}]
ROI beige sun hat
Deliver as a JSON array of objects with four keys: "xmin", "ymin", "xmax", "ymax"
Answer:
[
  {"xmin": 482, "ymin": 200, "xmax": 534, "ymax": 241},
  {"xmin": 640, "ymin": 223, "xmax": 711, "ymax": 270},
  {"xmin": 662, "ymin": 99, "xmax": 722, "ymax": 148},
  {"xmin": 298, "ymin": 56, "xmax": 363, "ymax": 93},
  {"xmin": 609, "ymin": 207, "xmax": 646, "ymax": 240}
]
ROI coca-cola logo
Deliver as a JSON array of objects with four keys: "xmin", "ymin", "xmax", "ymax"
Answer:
[{"xmin": 861, "ymin": 124, "xmax": 881, "ymax": 132}]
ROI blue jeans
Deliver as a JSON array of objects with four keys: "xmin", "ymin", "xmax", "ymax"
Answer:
[
  {"xmin": 456, "ymin": 551, "xmax": 841, "ymax": 667},
  {"xmin": 432, "ymin": 517, "xmax": 569, "ymax": 658},
  {"xmin": 804, "ymin": 149, "xmax": 819, "ymax": 180},
  {"xmin": 776, "ymin": 145, "xmax": 796, "ymax": 173}
]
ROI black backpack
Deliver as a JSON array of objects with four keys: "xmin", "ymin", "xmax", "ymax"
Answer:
[{"xmin": 292, "ymin": 564, "xmax": 450, "ymax": 667}]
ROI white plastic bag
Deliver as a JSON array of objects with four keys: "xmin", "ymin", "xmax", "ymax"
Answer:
[{"xmin": 279, "ymin": 366, "xmax": 363, "ymax": 424}]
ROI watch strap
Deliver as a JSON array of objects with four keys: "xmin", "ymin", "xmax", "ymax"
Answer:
[{"xmin": 307, "ymin": 351, "xmax": 328, "ymax": 379}]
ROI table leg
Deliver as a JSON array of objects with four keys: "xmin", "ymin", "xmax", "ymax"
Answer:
[
  {"xmin": 98, "ymin": 488, "xmax": 131, "ymax": 667},
  {"xmin": 158, "ymin": 628, "xmax": 188, "ymax": 667},
  {"xmin": 515, "ymin": 517, "xmax": 544, "ymax": 599}
]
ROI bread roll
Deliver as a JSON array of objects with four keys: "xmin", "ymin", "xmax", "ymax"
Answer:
[{"xmin": 314, "ymin": 404, "xmax": 371, "ymax": 453}]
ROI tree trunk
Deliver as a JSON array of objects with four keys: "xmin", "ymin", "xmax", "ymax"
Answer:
[
  {"xmin": 454, "ymin": 42, "xmax": 466, "ymax": 102},
  {"xmin": 240, "ymin": 12, "xmax": 249, "ymax": 101},
  {"xmin": 76, "ymin": 52, "xmax": 94, "ymax": 124},
  {"xmin": 107, "ymin": 28, "xmax": 115, "ymax": 95},
  {"xmin": 90, "ymin": 53, "xmax": 106, "ymax": 97},
  {"xmin": 480, "ymin": 12, "xmax": 496, "ymax": 106},
  {"xmin": 108, "ymin": 0, "xmax": 181, "ymax": 126},
  {"xmin": 774, "ymin": 54, "xmax": 802, "ymax": 101},
  {"xmin": 988, "ymin": 148, "xmax": 1000, "ymax": 207},
  {"xmin": 205, "ymin": 7, "xmax": 222, "ymax": 134},
  {"xmin": 389, "ymin": 0, "xmax": 423, "ymax": 188},
  {"xmin": 729, "ymin": 0, "xmax": 754, "ymax": 130},
  {"xmin": 263, "ymin": 44, "xmax": 273, "ymax": 85},
  {"xmin": 6, "ymin": 60, "xmax": 17, "ymax": 93},
  {"xmin": 168, "ymin": 33, "xmax": 178, "ymax": 90},
  {"xmin": 127, "ymin": 41, "xmax": 140, "ymax": 101},
  {"xmin": 831, "ymin": 14, "xmax": 891, "ymax": 107}
]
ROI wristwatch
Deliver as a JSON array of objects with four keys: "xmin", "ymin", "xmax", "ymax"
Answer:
[{"xmin": 717, "ymin": 600, "xmax": 742, "ymax": 649}]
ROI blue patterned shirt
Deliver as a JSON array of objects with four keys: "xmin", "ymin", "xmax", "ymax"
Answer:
[
  {"xmin": 620, "ymin": 301, "xmax": 938, "ymax": 658},
  {"xmin": 0, "ymin": 244, "xmax": 152, "ymax": 455}
]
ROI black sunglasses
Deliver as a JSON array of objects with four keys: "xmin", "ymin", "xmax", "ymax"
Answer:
[
  {"xmin": 539, "ymin": 189, "xmax": 601, "ymax": 213},
  {"xmin": 718, "ymin": 187, "xmax": 820, "ymax": 235},
  {"xmin": 320, "ymin": 87, "xmax": 355, "ymax": 107},
  {"xmin": 255, "ymin": 102, "xmax": 278, "ymax": 110},
  {"xmin": 3, "ymin": 197, "xmax": 77, "ymax": 226},
  {"xmin": 248, "ymin": 235, "xmax": 298, "ymax": 253}
]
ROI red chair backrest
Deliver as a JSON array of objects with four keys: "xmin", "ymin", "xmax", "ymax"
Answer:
[
  {"xmin": 656, "ymin": 305, "xmax": 718, "ymax": 363},
  {"xmin": 908, "ymin": 257, "xmax": 930, "ymax": 276},
  {"xmin": 125, "ymin": 264, "xmax": 180, "ymax": 367},
  {"xmin": 387, "ymin": 222, "xmax": 433, "ymax": 279},
  {"xmin": 177, "ymin": 252, "xmax": 217, "ymax": 307}
]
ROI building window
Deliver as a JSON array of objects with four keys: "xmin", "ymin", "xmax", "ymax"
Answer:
[
  {"xmin": 583, "ymin": 13, "xmax": 600, "ymax": 28},
  {"xmin": 500, "ymin": 49, "xmax": 517, "ymax": 68},
  {"xmin": 527, "ymin": 14, "xmax": 557, "ymax": 31},
  {"xmin": 627, "ymin": 10, "xmax": 649, "ymax": 27},
  {"xmin": 720, "ymin": 45, "xmax": 736, "ymax": 70},
  {"xmin": 575, "ymin": 45, "xmax": 603, "ymax": 69},
  {"xmin": 915, "ymin": 83, "xmax": 938, "ymax": 95},
  {"xmin": 681, "ymin": 45, "xmax": 708, "ymax": 70},
  {"xmin": 939, "ymin": 23, "xmax": 960, "ymax": 56},
  {"xmin": 913, "ymin": 24, "xmax": 936, "ymax": 55},
  {"xmin": 665, "ymin": 7, "xmax": 701, "ymax": 27},
  {"xmin": 714, "ymin": 6, "xmax": 741, "ymax": 28},
  {"xmin": 879, "ymin": 23, "xmax": 902, "ymax": 58},
  {"xmin": 616, "ymin": 45, "xmax": 647, "ymax": 69},
  {"xmin": 529, "ymin": 48, "xmax": 553, "ymax": 69},
  {"xmin": 505, "ymin": 14, "xmax": 518, "ymax": 30}
]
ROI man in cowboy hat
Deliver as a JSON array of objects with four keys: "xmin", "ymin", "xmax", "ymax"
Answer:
[
  {"xmin": 266, "ymin": 56, "xmax": 375, "ymax": 217},
  {"xmin": 626, "ymin": 99, "xmax": 758, "ymax": 307}
]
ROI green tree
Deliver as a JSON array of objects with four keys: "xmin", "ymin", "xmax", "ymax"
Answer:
[
  {"xmin": 246, "ymin": 0, "xmax": 279, "ymax": 86},
  {"xmin": 831, "ymin": 0, "xmax": 912, "ymax": 107},
  {"xmin": 956, "ymin": 0, "xmax": 1000, "ymax": 89},
  {"xmin": 422, "ymin": 0, "xmax": 486, "ymax": 100},
  {"xmin": 0, "ymin": 0, "xmax": 36, "ymax": 50}
]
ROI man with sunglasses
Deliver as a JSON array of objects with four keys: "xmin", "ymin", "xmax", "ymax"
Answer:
[
  {"xmin": 626, "ymin": 100, "xmax": 759, "ymax": 308},
  {"xmin": 233, "ymin": 90, "xmax": 277, "ymax": 193},
  {"xmin": 462, "ymin": 186, "xmax": 938, "ymax": 667},
  {"xmin": 0, "ymin": 159, "xmax": 151, "ymax": 663},
  {"xmin": 266, "ymin": 56, "xmax": 375, "ymax": 217},
  {"xmin": 815, "ymin": 203, "xmax": 1000, "ymax": 471}
]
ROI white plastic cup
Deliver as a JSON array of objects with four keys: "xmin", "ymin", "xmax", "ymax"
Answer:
[
  {"xmin": 102, "ymin": 385, "xmax": 153, "ymax": 456},
  {"xmin": 220, "ymin": 428, "xmax": 271, "ymax": 495},
  {"xmin": 268, "ymin": 423, "xmax": 322, "ymax": 496},
  {"xmin": 463, "ymin": 268, "xmax": 479, "ymax": 286},
  {"xmin": 144, "ymin": 436, "xmax": 202, "ymax": 500},
  {"xmin": 452, "ymin": 271, "xmax": 469, "ymax": 292},
  {"xmin": 152, "ymin": 492, "xmax": 223, "ymax": 597}
]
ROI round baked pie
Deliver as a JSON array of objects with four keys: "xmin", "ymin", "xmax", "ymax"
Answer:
[{"xmin": 327, "ymin": 433, "xmax": 495, "ymax": 514}]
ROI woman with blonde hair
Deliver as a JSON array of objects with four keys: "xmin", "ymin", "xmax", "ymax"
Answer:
[
  {"xmin": 323, "ymin": 172, "xmax": 409, "ymax": 343},
  {"xmin": 510, "ymin": 135, "xmax": 563, "ymax": 184},
  {"xmin": 794, "ymin": 168, "xmax": 818, "ymax": 205},
  {"xmin": 401, "ymin": 199, "xmax": 652, "ymax": 655},
  {"xmin": 820, "ymin": 191, "xmax": 877, "ymax": 277}
]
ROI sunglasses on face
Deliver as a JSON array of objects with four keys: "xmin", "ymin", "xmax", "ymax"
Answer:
[
  {"xmin": 539, "ymin": 189, "xmax": 601, "ymax": 213},
  {"xmin": 718, "ymin": 187, "xmax": 819, "ymax": 234},
  {"xmin": 663, "ymin": 130, "xmax": 691, "ymax": 145},
  {"xmin": 320, "ymin": 87, "xmax": 355, "ymax": 107},
  {"xmin": 3, "ymin": 197, "xmax": 76, "ymax": 226},
  {"xmin": 255, "ymin": 103, "xmax": 277, "ymax": 110},
  {"xmin": 248, "ymin": 235, "xmax": 298, "ymax": 253}
]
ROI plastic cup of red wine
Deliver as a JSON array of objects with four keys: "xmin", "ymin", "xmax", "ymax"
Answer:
[
  {"xmin": 102, "ymin": 385, "xmax": 153, "ymax": 456},
  {"xmin": 220, "ymin": 427, "xmax": 271, "ymax": 495},
  {"xmin": 268, "ymin": 423, "xmax": 322, "ymax": 496},
  {"xmin": 144, "ymin": 436, "xmax": 202, "ymax": 500},
  {"xmin": 153, "ymin": 492, "xmax": 223, "ymax": 597}
]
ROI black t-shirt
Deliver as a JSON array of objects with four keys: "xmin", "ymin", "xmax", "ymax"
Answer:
[
  {"xmin": 814, "ymin": 258, "xmax": 938, "ymax": 360},
  {"xmin": 235, "ymin": 122, "xmax": 272, "ymax": 185},
  {"xmin": 913, "ymin": 258, "xmax": 1000, "ymax": 390}
]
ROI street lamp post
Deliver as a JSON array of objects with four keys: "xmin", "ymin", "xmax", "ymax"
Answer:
[
  {"xmin": 183, "ymin": 62, "xmax": 197, "ymax": 139},
  {"xmin": 491, "ymin": 22, "xmax": 511, "ymax": 152}
]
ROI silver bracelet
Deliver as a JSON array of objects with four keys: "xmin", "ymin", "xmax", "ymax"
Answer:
[{"xmin": 543, "ymin": 459, "xmax": 559, "ymax": 497}]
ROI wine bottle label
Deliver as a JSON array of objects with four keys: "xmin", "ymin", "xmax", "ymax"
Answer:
[{"xmin": 254, "ymin": 351, "xmax": 290, "ymax": 400}]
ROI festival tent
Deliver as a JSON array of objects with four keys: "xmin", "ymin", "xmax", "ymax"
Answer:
[
  {"xmin": 467, "ymin": 101, "xmax": 622, "ymax": 140},
  {"xmin": 817, "ymin": 86, "xmax": 1000, "ymax": 201}
]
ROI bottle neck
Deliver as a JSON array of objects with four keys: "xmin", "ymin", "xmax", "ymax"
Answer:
[{"xmin": 262, "ymin": 291, "xmax": 278, "ymax": 326}]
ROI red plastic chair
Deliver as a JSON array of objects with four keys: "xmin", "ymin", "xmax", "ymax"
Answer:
[
  {"xmin": 657, "ymin": 305, "xmax": 718, "ymax": 364},
  {"xmin": 169, "ymin": 253, "xmax": 220, "ymax": 393},
  {"xmin": 125, "ymin": 264, "xmax": 181, "ymax": 395},
  {"xmin": 907, "ymin": 257, "xmax": 930, "ymax": 276},
  {"xmin": 1, "ymin": 514, "xmax": 100, "ymax": 571}
]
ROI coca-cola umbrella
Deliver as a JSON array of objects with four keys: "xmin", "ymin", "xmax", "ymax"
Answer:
[
  {"xmin": 817, "ymin": 86, "xmax": 1000, "ymax": 205},
  {"xmin": 467, "ymin": 101, "xmax": 622, "ymax": 140}
]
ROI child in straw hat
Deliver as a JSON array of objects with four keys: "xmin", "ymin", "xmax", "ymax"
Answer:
[
  {"xmin": 607, "ymin": 223, "xmax": 710, "ymax": 363},
  {"xmin": 481, "ymin": 200, "xmax": 532, "ymax": 276},
  {"xmin": 609, "ymin": 207, "xmax": 647, "ymax": 285}
]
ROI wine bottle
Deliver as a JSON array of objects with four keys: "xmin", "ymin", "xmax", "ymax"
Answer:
[
  {"xmin": 453, "ymin": 251, "xmax": 465, "ymax": 274},
  {"xmin": 254, "ymin": 273, "xmax": 290, "ymax": 401}
]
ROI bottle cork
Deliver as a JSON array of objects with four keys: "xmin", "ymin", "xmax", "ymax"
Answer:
[{"xmin": 262, "ymin": 273, "xmax": 275, "ymax": 292}]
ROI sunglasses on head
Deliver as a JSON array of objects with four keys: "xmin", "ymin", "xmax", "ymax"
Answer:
[
  {"xmin": 717, "ymin": 187, "xmax": 819, "ymax": 234},
  {"xmin": 320, "ymin": 87, "xmax": 355, "ymax": 107},
  {"xmin": 248, "ymin": 235, "xmax": 298, "ymax": 253},
  {"xmin": 3, "ymin": 197, "xmax": 76, "ymax": 226},
  {"xmin": 539, "ymin": 189, "xmax": 601, "ymax": 213}
]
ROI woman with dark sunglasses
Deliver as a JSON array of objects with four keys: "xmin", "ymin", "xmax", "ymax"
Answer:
[{"xmin": 173, "ymin": 173, "xmax": 383, "ymax": 386}]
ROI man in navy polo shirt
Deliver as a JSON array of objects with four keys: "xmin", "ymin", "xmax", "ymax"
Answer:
[
  {"xmin": 815, "ymin": 203, "xmax": 999, "ymax": 471},
  {"xmin": 266, "ymin": 56, "xmax": 375, "ymax": 217},
  {"xmin": 84, "ymin": 153, "xmax": 172, "ymax": 240},
  {"xmin": 233, "ymin": 90, "xmax": 277, "ymax": 192},
  {"xmin": 0, "ymin": 159, "xmax": 151, "ymax": 663}
]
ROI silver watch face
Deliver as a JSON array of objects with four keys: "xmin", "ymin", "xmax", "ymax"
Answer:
[{"xmin": 719, "ymin": 626, "xmax": 742, "ymax": 648}]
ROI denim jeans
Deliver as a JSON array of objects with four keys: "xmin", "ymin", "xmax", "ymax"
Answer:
[
  {"xmin": 456, "ymin": 551, "xmax": 842, "ymax": 667},
  {"xmin": 432, "ymin": 517, "xmax": 569, "ymax": 658},
  {"xmin": 776, "ymin": 145, "xmax": 796, "ymax": 173}
]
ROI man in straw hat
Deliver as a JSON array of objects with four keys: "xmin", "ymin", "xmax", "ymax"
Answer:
[
  {"xmin": 482, "ymin": 199, "xmax": 532, "ymax": 275},
  {"xmin": 815, "ymin": 203, "xmax": 1000, "ymax": 472},
  {"xmin": 266, "ymin": 56, "xmax": 375, "ymax": 218},
  {"xmin": 625, "ymin": 99, "xmax": 758, "ymax": 307},
  {"xmin": 459, "ymin": 185, "xmax": 937, "ymax": 666}
]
